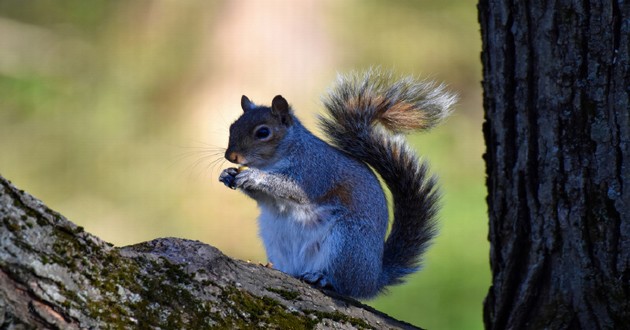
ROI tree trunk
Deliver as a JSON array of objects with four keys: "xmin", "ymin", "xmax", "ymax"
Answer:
[
  {"xmin": 0, "ymin": 175, "xmax": 418, "ymax": 329},
  {"xmin": 479, "ymin": 0, "xmax": 630, "ymax": 329}
]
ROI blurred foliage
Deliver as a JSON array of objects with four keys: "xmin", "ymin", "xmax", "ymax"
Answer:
[{"xmin": 0, "ymin": 1, "xmax": 487, "ymax": 329}]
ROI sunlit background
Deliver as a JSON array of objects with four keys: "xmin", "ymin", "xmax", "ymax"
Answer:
[{"xmin": 0, "ymin": 1, "xmax": 487, "ymax": 328}]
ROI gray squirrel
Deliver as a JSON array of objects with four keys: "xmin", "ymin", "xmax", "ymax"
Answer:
[{"xmin": 219, "ymin": 70, "xmax": 456, "ymax": 299}]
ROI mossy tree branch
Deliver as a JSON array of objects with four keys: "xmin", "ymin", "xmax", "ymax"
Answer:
[{"xmin": 0, "ymin": 175, "xmax": 418, "ymax": 329}]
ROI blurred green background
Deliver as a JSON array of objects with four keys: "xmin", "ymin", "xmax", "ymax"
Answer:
[{"xmin": 0, "ymin": 0, "xmax": 487, "ymax": 329}]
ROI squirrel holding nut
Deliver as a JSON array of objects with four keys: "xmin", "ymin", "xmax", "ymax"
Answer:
[{"xmin": 219, "ymin": 70, "xmax": 456, "ymax": 299}]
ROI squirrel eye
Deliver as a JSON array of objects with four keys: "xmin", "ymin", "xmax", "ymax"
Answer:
[{"xmin": 254, "ymin": 126, "xmax": 271, "ymax": 140}]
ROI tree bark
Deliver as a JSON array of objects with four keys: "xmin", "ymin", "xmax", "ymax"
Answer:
[
  {"xmin": 479, "ymin": 0, "xmax": 630, "ymax": 329},
  {"xmin": 0, "ymin": 175, "xmax": 418, "ymax": 330}
]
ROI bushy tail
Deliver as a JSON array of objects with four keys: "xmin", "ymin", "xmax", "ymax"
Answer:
[{"xmin": 319, "ymin": 69, "xmax": 457, "ymax": 287}]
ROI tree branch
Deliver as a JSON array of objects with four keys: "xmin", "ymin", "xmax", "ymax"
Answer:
[{"xmin": 0, "ymin": 175, "xmax": 418, "ymax": 329}]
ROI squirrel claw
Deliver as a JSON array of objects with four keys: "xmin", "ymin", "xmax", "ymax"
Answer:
[
  {"xmin": 300, "ymin": 272, "xmax": 333, "ymax": 290},
  {"xmin": 219, "ymin": 168, "xmax": 239, "ymax": 189}
]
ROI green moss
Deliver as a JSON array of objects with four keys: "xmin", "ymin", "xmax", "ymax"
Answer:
[
  {"xmin": 51, "ymin": 229, "xmax": 83, "ymax": 267},
  {"xmin": 217, "ymin": 287, "xmax": 315, "ymax": 329},
  {"xmin": 215, "ymin": 287, "xmax": 374, "ymax": 329},
  {"xmin": 266, "ymin": 287, "xmax": 301, "ymax": 301},
  {"xmin": 6, "ymin": 218, "xmax": 21, "ymax": 232},
  {"xmin": 84, "ymin": 254, "xmax": 219, "ymax": 328},
  {"xmin": 200, "ymin": 279, "xmax": 218, "ymax": 287},
  {"xmin": 39, "ymin": 233, "xmax": 372, "ymax": 329},
  {"xmin": 36, "ymin": 217, "xmax": 47, "ymax": 226}
]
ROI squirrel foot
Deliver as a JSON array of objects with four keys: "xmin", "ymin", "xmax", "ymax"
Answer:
[{"xmin": 299, "ymin": 272, "xmax": 334, "ymax": 290}]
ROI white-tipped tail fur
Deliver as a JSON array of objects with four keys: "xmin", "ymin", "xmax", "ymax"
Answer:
[{"xmin": 321, "ymin": 69, "xmax": 457, "ymax": 133}]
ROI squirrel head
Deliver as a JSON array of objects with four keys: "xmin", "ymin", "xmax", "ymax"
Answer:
[{"xmin": 224, "ymin": 95, "xmax": 294, "ymax": 168}]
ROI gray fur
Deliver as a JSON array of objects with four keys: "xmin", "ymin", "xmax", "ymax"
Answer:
[{"xmin": 220, "ymin": 70, "xmax": 456, "ymax": 298}]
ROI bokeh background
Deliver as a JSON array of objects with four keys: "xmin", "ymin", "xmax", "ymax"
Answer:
[{"xmin": 0, "ymin": 0, "xmax": 487, "ymax": 328}]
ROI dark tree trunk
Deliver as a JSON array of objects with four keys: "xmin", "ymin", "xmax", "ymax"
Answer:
[
  {"xmin": 479, "ymin": 0, "xmax": 630, "ymax": 329},
  {"xmin": 0, "ymin": 175, "xmax": 418, "ymax": 329}
]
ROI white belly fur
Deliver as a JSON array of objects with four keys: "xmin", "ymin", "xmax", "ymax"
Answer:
[{"xmin": 257, "ymin": 203, "xmax": 334, "ymax": 276}]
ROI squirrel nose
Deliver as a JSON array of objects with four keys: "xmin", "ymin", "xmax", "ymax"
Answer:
[{"xmin": 225, "ymin": 151, "xmax": 241, "ymax": 164}]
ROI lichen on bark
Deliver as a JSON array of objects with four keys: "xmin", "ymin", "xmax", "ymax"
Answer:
[{"xmin": 0, "ymin": 175, "xmax": 419, "ymax": 329}]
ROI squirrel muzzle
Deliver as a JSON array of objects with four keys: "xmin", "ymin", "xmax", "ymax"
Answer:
[{"xmin": 225, "ymin": 150, "xmax": 244, "ymax": 164}]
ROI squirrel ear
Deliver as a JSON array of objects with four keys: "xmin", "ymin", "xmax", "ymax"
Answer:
[
  {"xmin": 241, "ymin": 95, "xmax": 254, "ymax": 112},
  {"xmin": 271, "ymin": 95, "xmax": 293, "ymax": 126},
  {"xmin": 271, "ymin": 95, "xmax": 289, "ymax": 114}
]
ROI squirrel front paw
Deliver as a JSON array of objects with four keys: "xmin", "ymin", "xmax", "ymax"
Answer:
[
  {"xmin": 219, "ymin": 167, "xmax": 262, "ymax": 190},
  {"xmin": 233, "ymin": 167, "xmax": 262, "ymax": 191},
  {"xmin": 219, "ymin": 167, "xmax": 239, "ymax": 189}
]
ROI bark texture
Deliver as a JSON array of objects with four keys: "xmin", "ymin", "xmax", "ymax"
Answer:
[
  {"xmin": 0, "ymin": 175, "xmax": 417, "ymax": 329},
  {"xmin": 479, "ymin": 0, "xmax": 630, "ymax": 329}
]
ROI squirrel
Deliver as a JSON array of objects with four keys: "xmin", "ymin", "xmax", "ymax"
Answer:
[{"xmin": 219, "ymin": 70, "xmax": 456, "ymax": 299}]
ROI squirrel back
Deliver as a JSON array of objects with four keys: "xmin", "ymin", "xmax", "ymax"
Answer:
[{"xmin": 319, "ymin": 69, "xmax": 457, "ymax": 286}]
